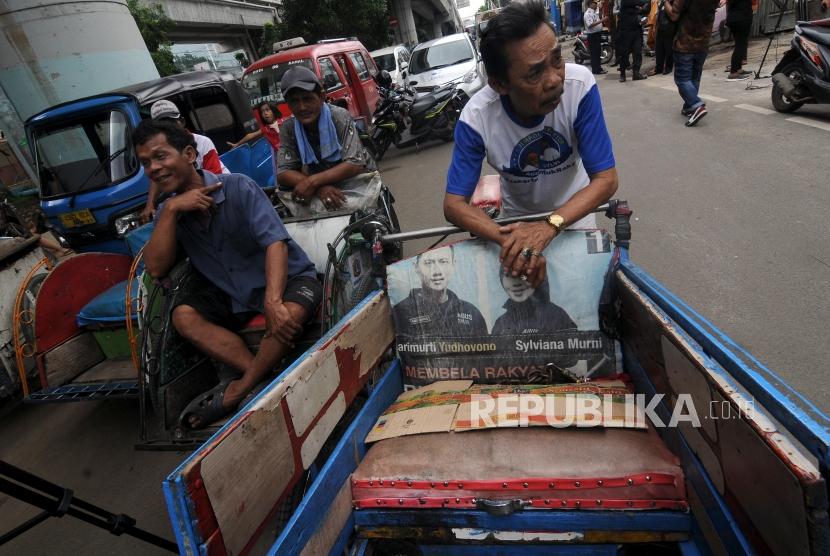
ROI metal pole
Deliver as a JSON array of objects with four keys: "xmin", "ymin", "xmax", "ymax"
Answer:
[
  {"xmin": 380, "ymin": 205, "xmax": 610, "ymax": 244},
  {"xmin": 0, "ymin": 461, "xmax": 178, "ymax": 553}
]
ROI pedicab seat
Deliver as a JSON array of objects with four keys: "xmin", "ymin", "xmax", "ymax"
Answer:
[
  {"xmin": 352, "ymin": 425, "xmax": 687, "ymax": 511},
  {"xmin": 76, "ymin": 278, "xmax": 139, "ymax": 327}
]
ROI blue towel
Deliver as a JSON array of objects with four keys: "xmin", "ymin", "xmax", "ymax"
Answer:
[{"xmin": 294, "ymin": 103, "xmax": 342, "ymax": 165}]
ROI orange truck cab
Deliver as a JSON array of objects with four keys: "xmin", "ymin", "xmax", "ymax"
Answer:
[{"xmin": 242, "ymin": 37, "xmax": 381, "ymax": 131}]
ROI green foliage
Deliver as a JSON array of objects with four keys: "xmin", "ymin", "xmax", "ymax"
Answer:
[
  {"xmin": 175, "ymin": 52, "xmax": 210, "ymax": 72},
  {"xmin": 234, "ymin": 52, "xmax": 250, "ymax": 67},
  {"xmin": 259, "ymin": 22, "xmax": 281, "ymax": 57},
  {"xmin": 275, "ymin": 0, "xmax": 391, "ymax": 51},
  {"xmin": 127, "ymin": 0, "xmax": 176, "ymax": 75}
]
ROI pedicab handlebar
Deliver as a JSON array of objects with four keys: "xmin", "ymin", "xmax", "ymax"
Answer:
[{"xmin": 379, "ymin": 199, "xmax": 633, "ymax": 248}]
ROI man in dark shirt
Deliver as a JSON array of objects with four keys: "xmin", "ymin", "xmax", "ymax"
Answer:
[
  {"xmin": 392, "ymin": 245, "xmax": 488, "ymax": 337},
  {"xmin": 136, "ymin": 119, "xmax": 322, "ymax": 428},
  {"xmin": 617, "ymin": 0, "xmax": 650, "ymax": 82},
  {"xmin": 666, "ymin": 0, "xmax": 719, "ymax": 126}
]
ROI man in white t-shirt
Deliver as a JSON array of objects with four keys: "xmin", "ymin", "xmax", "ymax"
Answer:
[
  {"xmin": 444, "ymin": 0, "xmax": 618, "ymax": 288},
  {"xmin": 141, "ymin": 99, "xmax": 230, "ymax": 222}
]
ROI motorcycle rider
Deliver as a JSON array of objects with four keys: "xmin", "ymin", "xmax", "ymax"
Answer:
[
  {"xmin": 277, "ymin": 66, "xmax": 375, "ymax": 211},
  {"xmin": 443, "ymin": 1, "xmax": 618, "ymax": 288}
]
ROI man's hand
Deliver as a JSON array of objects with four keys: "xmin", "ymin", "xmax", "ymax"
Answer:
[
  {"xmin": 264, "ymin": 298, "xmax": 302, "ymax": 345},
  {"xmin": 292, "ymin": 175, "xmax": 320, "ymax": 203},
  {"xmin": 140, "ymin": 204, "xmax": 156, "ymax": 224},
  {"xmin": 499, "ymin": 221, "xmax": 557, "ymax": 285},
  {"xmin": 316, "ymin": 185, "xmax": 346, "ymax": 210},
  {"xmin": 168, "ymin": 183, "xmax": 223, "ymax": 213}
]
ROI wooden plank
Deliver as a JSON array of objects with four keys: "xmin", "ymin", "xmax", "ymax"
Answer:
[
  {"xmin": 268, "ymin": 360, "xmax": 403, "ymax": 556},
  {"xmin": 297, "ymin": 479, "xmax": 352, "ymax": 556},
  {"xmin": 201, "ymin": 406, "xmax": 295, "ymax": 556},
  {"xmin": 72, "ymin": 358, "xmax": 136, "ymax": 383},
  {"xmin": 43, "ymin": 332, "xmax": 104, "ymax": 387},
  {"xmin": 617, "ymin": 271, "xmax": 827, "ymax": 555},
  {"xmin": 171, "ymin": 291, "xmax": 394, "ymax": 556}
]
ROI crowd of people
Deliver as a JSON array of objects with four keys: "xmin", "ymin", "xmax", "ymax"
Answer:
[
  {"xmin": 137, "ymin": 0, "xmax": 621, "ymax": 429},
  {"xmin": 583, "ymin": 0, "xmax": 750, "ymax": 127}
]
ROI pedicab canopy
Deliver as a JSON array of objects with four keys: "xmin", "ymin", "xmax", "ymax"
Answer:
[{"xmin": 387, "ymin": 229, "xmax": 619, "ymax": 388}]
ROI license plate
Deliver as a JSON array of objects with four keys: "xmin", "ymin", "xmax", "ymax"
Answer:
[{"xmin": 59, "ymin": 209, "xmax": 96, "ymax": 228}]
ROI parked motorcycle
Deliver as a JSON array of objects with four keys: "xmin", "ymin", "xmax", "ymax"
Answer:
[
  {"xmin": 573, "ymin": 30, "xmax": 615, "ymax": 66},
  {"xmin": 771, "ymin": 18, "xmax": 830, "ymax": 113},
  {"xmin": 369, "ymin": 71, "xmax": 468, "ymax": 161},
  {"xmin": 0, "ymin": 188, "xmax": 31, "ymax": 239}
]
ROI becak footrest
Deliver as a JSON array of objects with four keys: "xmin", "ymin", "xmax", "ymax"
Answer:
[{"xmin": 352, "ymin": 426, "xmax": 687, "ymax": 512}]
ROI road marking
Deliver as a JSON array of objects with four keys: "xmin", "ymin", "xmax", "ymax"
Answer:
[
  {"xmin": 735, "ymin": 103, "xmax": 776, "ymax": 115},
  {"xmin": 699, "ymin": 94, "xmax": 727, "ymax": 103},
  {"xmin": 786, "ymin": 116, "xmax": 830, "ymax": 132}
]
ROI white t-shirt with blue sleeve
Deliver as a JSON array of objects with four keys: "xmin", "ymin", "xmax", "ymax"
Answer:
[{"xmin": 446, "ymin": 63, "xmax": 615, "ymax": 228}]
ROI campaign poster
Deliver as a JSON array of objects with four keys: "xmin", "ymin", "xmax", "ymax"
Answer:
[{"xmin": 387, "ymin": 230, "xmax": 619, "ymax": 388}]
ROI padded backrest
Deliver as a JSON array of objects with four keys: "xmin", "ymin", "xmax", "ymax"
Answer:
[{"xmin": 386, "ymin": 231, "xmax": 619, "ymax": 388}]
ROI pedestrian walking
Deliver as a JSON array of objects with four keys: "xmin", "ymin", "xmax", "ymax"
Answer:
[
  {"xmin": 584, "ymin": 0, "xmax": 609, "ymax": 74},
  {"xmin": 617, "ymin": 0, "xmax": 650, "ymax": 82},
  {"xmin": 726, "ymin": 0, "xmax": 753, "ymax": 80},
  {"xmin": 649, "ymin": 0, "xmax": 676, "ymax": 75},
  {"xmin": 666, "ymin": 0, "xmax": 719, "ymax": 126}
]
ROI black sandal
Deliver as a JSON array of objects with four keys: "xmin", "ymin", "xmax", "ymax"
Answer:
[{"xmin": 179, "ymin": 380, "xmax": 237, "ymax": 430}]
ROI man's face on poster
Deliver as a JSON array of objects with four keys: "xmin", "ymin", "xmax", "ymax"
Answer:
[
  {"xmin": 502, "ymin": 274, "xmax": 534, "ymax": 302},
  {"xmin": 417, "ymin": 247, "xmax": 454, "ymax": 292}
]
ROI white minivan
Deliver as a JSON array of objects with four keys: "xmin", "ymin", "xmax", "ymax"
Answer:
[
  {"xmin": 407, "ymin": 33, "xmax": 486, "ymax": 98},
  {"xmin": 370, "ymin": 45, "xmax": 411, "ymax": 88}
]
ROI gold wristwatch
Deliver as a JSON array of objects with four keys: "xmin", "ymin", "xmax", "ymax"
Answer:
[{"xmin": 546, "ymin": 213, "xmax": 566, "ymax": 233}]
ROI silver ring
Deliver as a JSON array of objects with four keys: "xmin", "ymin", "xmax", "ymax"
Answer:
[{"xmin": 521, "ymin": 247, "xmax": 533, "ymax": 259}]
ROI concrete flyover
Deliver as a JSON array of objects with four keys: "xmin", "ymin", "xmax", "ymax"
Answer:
[
  {"xmin": 140, "ymin": 0, "xmax": 278, "ymax": 58},
  {"xmin": 390, "ymin": 0, "xmax": 463, "ymax": 46}
]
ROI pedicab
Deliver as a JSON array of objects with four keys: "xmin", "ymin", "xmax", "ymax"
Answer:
[{"xmin": 162, "ymin": 200, "xmax": 829, "ymax": 555}]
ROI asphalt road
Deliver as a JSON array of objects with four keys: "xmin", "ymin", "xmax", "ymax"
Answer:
[{"xmin": 0, "ymin": 37, "xmax": 827, "ymax": 555}]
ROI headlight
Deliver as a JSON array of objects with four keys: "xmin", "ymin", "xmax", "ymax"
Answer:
[
  {"xmin": 114, "ymin": 210, "xmax": 142, "ymax": 237},
  {"xmin": 463, "ymin": 69, "xmax": 478, "ymax": 84}
]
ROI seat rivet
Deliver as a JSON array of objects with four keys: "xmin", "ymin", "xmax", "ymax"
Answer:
[
  {"xmin": 376, "ymin": 499, "xmax": 381, "ymax": 505},
  {"xmin": 575, "ymin": 501, "xmax": 581, "ymax": 507},
  {"xmin": 455, "ymin": 497, "xmax": 460, "ymax": 503},
  {"xmin": 596, "ymin": 480, "xmax": 603, "ymax": 486},
  {"xmin": 443, "ymin": 481, "xmax": 449, "ymax": 487},
  {"xmin": 407, "ymin": 481, "xmax": 413, "ymax": 487},
  {"xmin": 645, "ymin": 475, "xmax": 652, "ymax": 482},
  {"xmin": 544, "ymin": 499, "xmax": 550, "ymax": 505},
  {"xmin": 502, "ymin": 482, "xmax": 508, "ymax": 488},
  {"xmin": 596, "ymin": 499, "xmax": 602, "ymax": 506},
  {"xmin": 627, "ymin": 478, "xmax": 634, "ymax": 485},
  {"xmin": 430, "ymin": 482, "xmax": 436, "ymax": 488},
  {"xmin": 574, "ymin": 481, "xmax": 581, "ymax": 487},
  {"xmin": 369, "ymin": 481, "xmax": 373, "ymax": 486},
  {"xmin": 398, "ymin": 499, "xmax": 403, "ymax": 505},
  {"xmin": 458, "ymin": 483, "xmax": 463, "ymax": 489},
  {"xmin": 548, "ymin": 482, "xmax": 555, "ymax": 488},
  {"xmin": 522, "ymin": 482, "xmax": 529, "ymax": 488},
  {"xmin": 561, "ymin": 500, "xmax": 567, "ymax": 506},
  {"xmin": 390, "ymin": 481, "xmax": 395, "ymax": 487}
]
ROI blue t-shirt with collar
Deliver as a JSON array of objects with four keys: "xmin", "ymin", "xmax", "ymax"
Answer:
[{"xmin": 157, "ymin": 170, "xmax": 316, "ymax": 313}]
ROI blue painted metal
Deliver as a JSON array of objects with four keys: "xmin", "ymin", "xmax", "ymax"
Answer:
[
  {"xmin": 219, "ymin": 137, "xmax": 275, "ymax": 190},
  {"xmin": 623, "ymin": 349, "xmax": 753, "ymax": 555},
  {"xmin": 678, "ymin": 539, "xmax": 705, "ymax": 556},
  {"xmin": 350, "ymin": 538, "xmax": 369, "ymax": 556},
  {"xmin": 619, "ymin": 252, "xmax": 830, "ymax": 470},
  {"xmin": 25, "ymin": 380, "xmax": 139, "ymax": 403},
  {"xmin": 419, "ymin": 546, "xmax": 617, "ymax": 555},
  {"xmin": 163, "ymin": 291, "xmax": 387, "ymax": 555},
  {"xmin": 163, "ymin": 476, "xmax": 199, "ymax": 556},
  {"xmin": 268, "ymin": 360, "xmax": 403, "ymax": 556},
  {"xmin": 354, "ymin": 509, "xmax": 692, "ymax": 532},
  {"xmin": 328, "ymin": 514, "xmax": 356, "ymax": 556}
]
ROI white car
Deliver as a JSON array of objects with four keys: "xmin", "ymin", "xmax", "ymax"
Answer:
[
  {"xmin": 407, "ymin": 33, "xmax": 486, "ymax": 98},
  {"xmin": 371, "ymin": 45, "xmax": 411, "ymax": 89}
]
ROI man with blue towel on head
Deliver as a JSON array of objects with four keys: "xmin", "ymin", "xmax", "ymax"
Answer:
[{"xmin": 277, "ymin": 66, "xmax": 376, "ymax": 212}]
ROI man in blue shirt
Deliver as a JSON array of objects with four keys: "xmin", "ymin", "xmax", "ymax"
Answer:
[{"xmin": 136, "ymin": 119, "xmax": 322, "ymax": 429}]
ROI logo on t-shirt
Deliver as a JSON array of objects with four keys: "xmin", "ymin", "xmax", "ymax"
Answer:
[{"xmin": 502, "ymin": 127, "xmax": 573, "ymax": 178}]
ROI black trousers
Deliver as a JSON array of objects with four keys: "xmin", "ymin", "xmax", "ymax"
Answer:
[
  {"xmin": 618, "ymin": 27, "xmax": 643, "ymax": 72},
  {"xmin": 729, "ymin": 20, "xmax": 751, "ymax": 72},
  {"xmin": 588, "ymin": 32, "xmax": 603, "ymax": 73},
  {"xmin": 655, "ymin": 28, "xmax": 674, "ymax": 72}
]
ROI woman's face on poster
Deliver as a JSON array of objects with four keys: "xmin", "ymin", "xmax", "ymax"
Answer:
[{"xmin": 501, "ymin": 274, "xmax": 534, "ymax": 302}]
